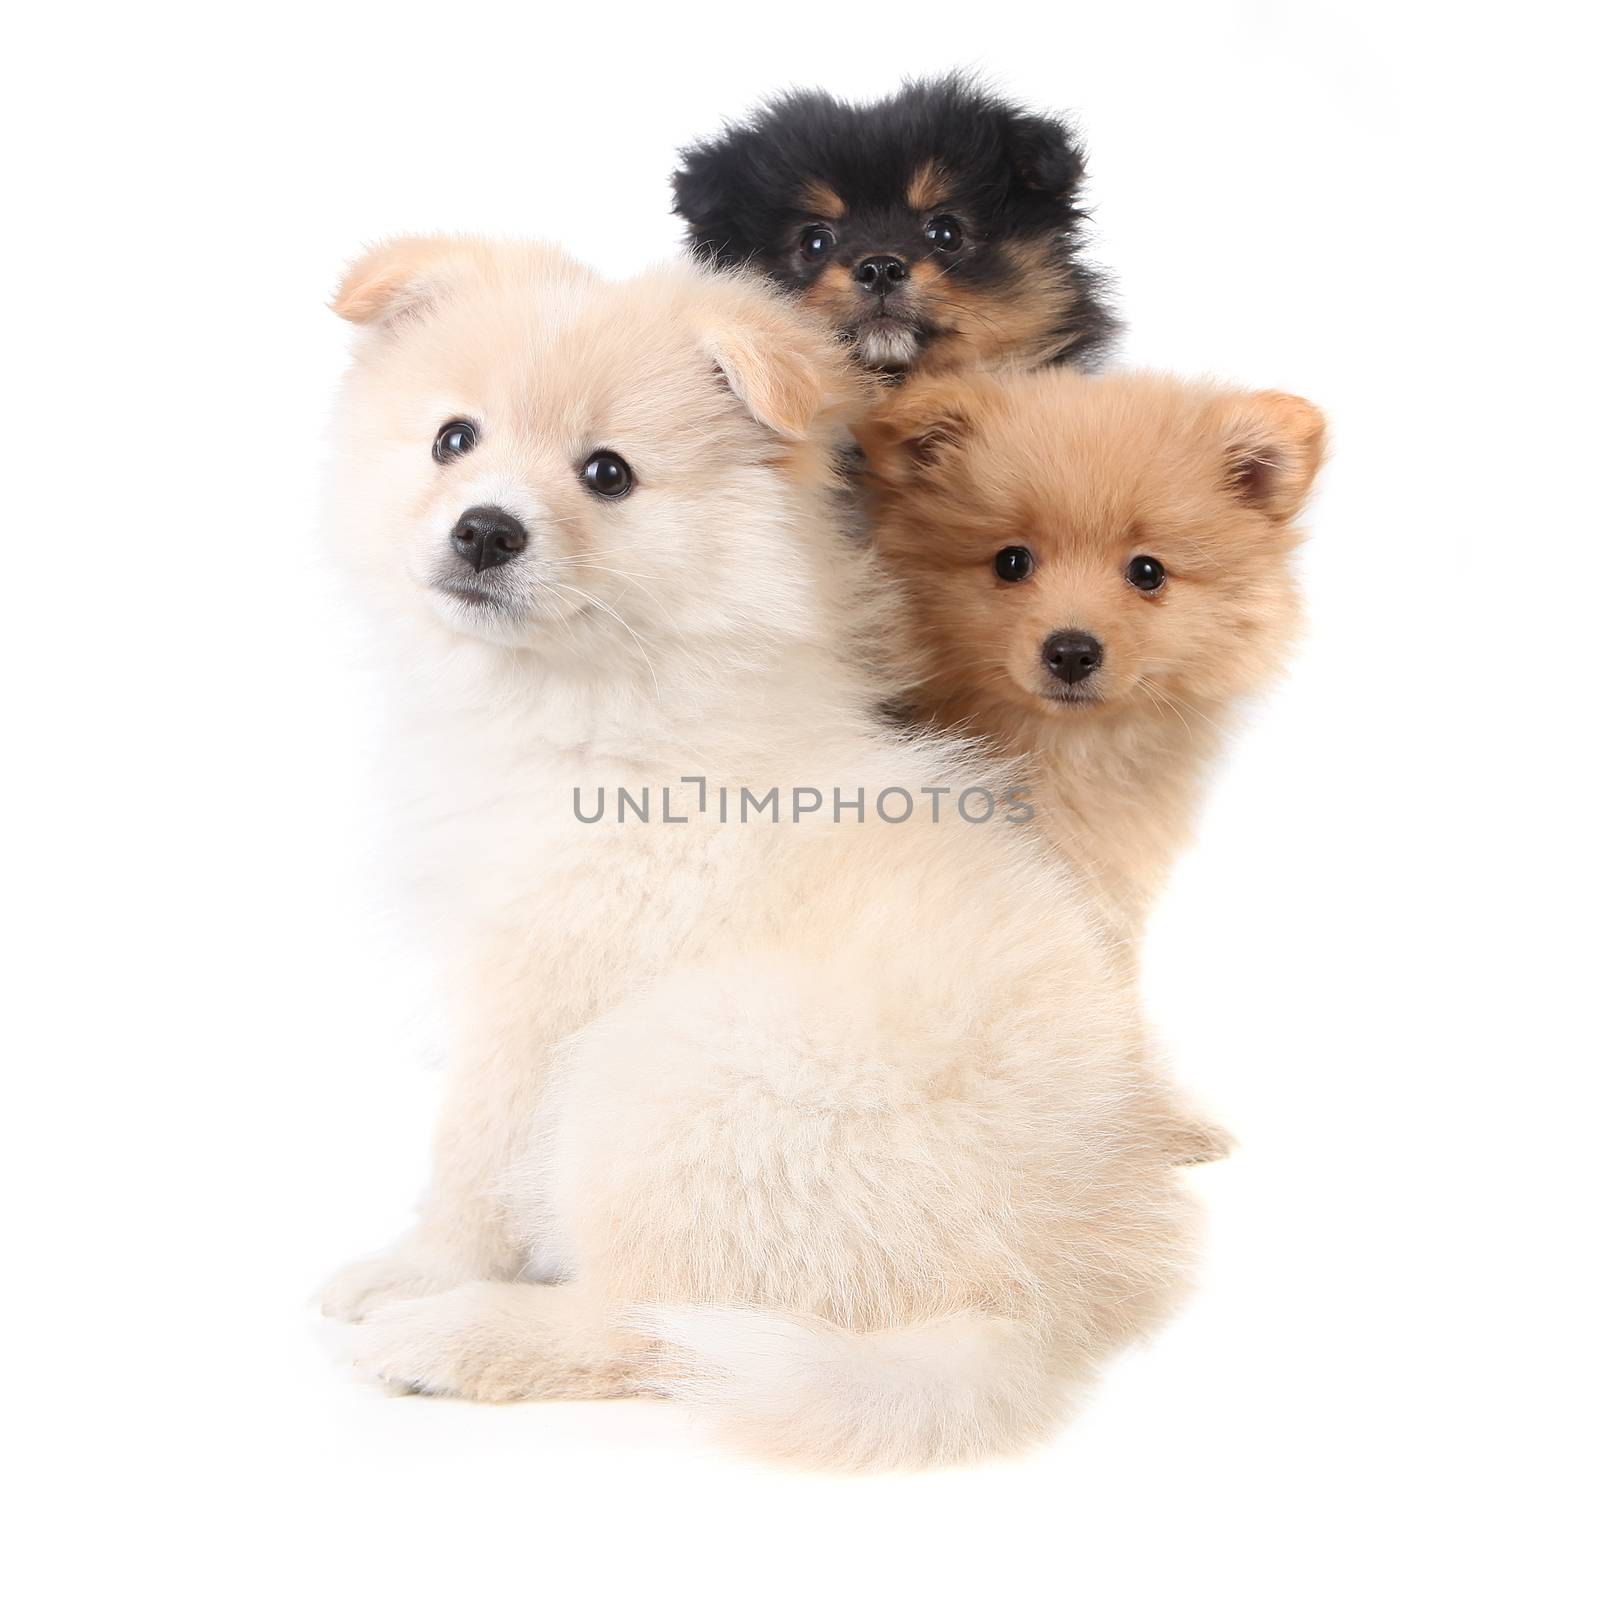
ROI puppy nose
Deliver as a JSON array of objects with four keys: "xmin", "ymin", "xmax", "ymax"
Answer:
[
  {"xmin": 450, "ymin": 505, "xmax": 527, "ymax": 573},
  {"xmin": 1042, "ymin": 629, "xmax": 1103, "ymax": 685},
  {"xmin": 855, "ymin": 254, "xmax": 908, "ymax": 293}
]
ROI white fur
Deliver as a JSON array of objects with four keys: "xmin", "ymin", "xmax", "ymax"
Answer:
[
  {"xmin": 856, "ymin": 319, "xmax": 922, "ymax": 369},
  {"xmin": 319, "ymin": 239, "xmax": 1201, "ymax": 1470}
]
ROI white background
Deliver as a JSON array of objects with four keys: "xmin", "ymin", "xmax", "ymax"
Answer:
[{"xmin": 5, "ymin": 3, "xmax": 1594, "ymax": 1596}]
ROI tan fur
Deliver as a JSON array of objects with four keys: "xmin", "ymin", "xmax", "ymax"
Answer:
[
  {"xmin": 797, "ymin": 179, "xmax": 846, "ymax": 220},
  {"xmin": 914, "ymin": 237, "xmax": 1086, "ymax": 374},
  {"xmin": 319, "ymin": 239, "xmax": 1203, "ymax": 1471},
  {"xmin": 798, "ymin": 259, "xmax": 868, "ymax": 333},
  {"xmin": 859, "ymin": 367, "xmax": 1324, "ymax": 948},
  {"xmin": 905, "ymin": 160, "xmax": 950, "ymax": 212}
]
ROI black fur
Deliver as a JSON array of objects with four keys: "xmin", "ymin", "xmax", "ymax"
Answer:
[{"xmin": 673, "ymin": 74, "xmax": 1118, "ymax": 372}]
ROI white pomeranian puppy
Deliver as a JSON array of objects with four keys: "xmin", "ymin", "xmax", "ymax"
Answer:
[{"xmin": 319, "ymin": 237, "xmax": 1200, "ymax": 1470}]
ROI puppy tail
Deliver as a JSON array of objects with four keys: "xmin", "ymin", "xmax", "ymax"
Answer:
[{"xmin": 629, "ymin": 1304, "xmax": 1064, "ymax": 1472}]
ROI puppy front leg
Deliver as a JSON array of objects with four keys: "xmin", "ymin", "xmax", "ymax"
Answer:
[
  {"xmin": 323, "ymin": 1014, "xmax": 549, "ymax": 1321},
  {"xmin": 318, "ymin": 1182, "xmax": 522, "ymax": 1321},
  {"xmin": 319, "ymin": 1188, "xmax": 520, "ymax": 1324}
]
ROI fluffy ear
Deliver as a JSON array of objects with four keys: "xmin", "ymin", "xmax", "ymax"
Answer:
[
  {"xmin": 673, "ymin": 139, "xmax": 747, "ymax": 265},
  {"xmin": 699, "ymin": 289, "xmax": 857, "ymax": 440},
  {"xmin": 1215, "ymin": 391, "xmax": 1327, "ymax": 521},
  {"xmin": 331, "ymin": 236, "xmax": 473, "ymax": 326},
  {"xmin": 854, "ymin": 376, "xmax": 984, "ymax": 484},
  {"xmin": 1006, "ymin": 112, "xmax": 1087, "ymax": 198},
  {"xmin": 672, "ymin": 141, "xmax": 732, "ymax": 227}
]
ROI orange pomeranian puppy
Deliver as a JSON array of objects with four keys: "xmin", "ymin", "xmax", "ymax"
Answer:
[{"xmin": 858, "ymin": 369, "xmax": 1325, "ymax": 951}]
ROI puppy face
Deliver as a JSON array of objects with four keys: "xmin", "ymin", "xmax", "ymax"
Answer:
[
  {"xmin": 674, "ymin": 75, "xmax": 1116, "ymax": 376},
  {"xmin": 859, "ymin": 372, "xmax": 1324, "ymax": 724},
  {"xmin": 327, "ymin": 238, "xmax": 859, "ymax": 666}
]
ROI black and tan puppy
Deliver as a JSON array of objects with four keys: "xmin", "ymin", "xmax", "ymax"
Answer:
[{"xmin": 673, "ymin": 74, "xmax": 1117, "ymax": 377}]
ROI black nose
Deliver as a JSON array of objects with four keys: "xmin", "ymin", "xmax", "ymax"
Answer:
[
  {"xmin": 1042, "ymin": 629, "xmax": 1103, "ymax": 685},
  {"xmin": 854, "ymin": 254, "xmax": 908, "ymax": 293},
  {"xmin": 450, "ymin": 505, "xmax": 527, "ymax": 573}
]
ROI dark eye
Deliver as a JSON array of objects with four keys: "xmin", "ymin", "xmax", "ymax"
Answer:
[
  {"xmin": 800, "ymin": 225, "xmax": 836, "ymax": 260},
  {"xmin": 582, "ymin": 449, "xmax": 634, "ymax": 499},
  {"xmin": 433, "ymin": 419, "xmax": 478, "ymax": 463},
  {"xmin": 1126, "ymin": 555, "xmax": 1166, "ymax": 592},
  {"xmin": 994, "ymin": 546, "xmax": 1034, "ymax": 583},
  {"xmin": 925, "ymin": 216, "xmax": 964, "ymax": 252}
]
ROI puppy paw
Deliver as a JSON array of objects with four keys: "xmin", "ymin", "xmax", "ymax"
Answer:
[
  {"xmin": 348, "ymin": 1284, "xmax": 533, "ymax": 1402},
  {"xmin": 320, "ymin": 1253, "xmax": 463, "ymax": 1324}
]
